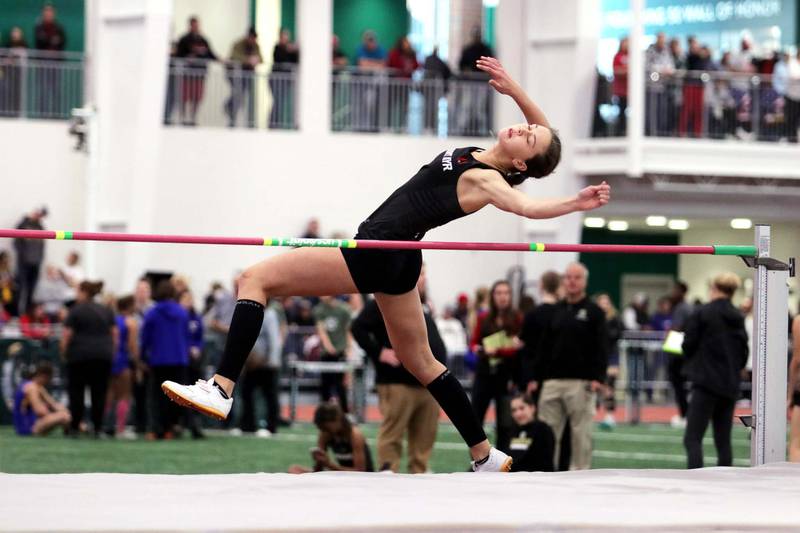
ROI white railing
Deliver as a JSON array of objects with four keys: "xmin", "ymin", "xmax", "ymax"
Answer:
[
  {"xmin": 331, "ymin": 68, "xmax": 493, "ymax": 137},
  {"xmin": 164, "ymin": 60, "xmax": 297, "ymax": 129},
  {"xmin": 595, "ymin": 69, "xmax": 800, "ymax": 143},
  {"xmin": 0, "ymin": 48, "xmax": 84, "ymax": 120}
]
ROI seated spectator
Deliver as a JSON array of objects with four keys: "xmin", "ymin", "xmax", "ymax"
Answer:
[
  {"xmin": 682, "ymin": 273, "xmax": 748, "ymax": 469},
  {"xmin": 141, "ymin": 280, "xmax": 190, "ymax": 439},
  {"xmin": 288, "ymin": 403, "xmax": 374, "ymax": 473},
  {"xmin": 13, "ymin": 363, "xmax": 71, "ymax": 436},
  {"xmin": 19, "ymin": 302, "xmax": 52, "ymax": 341},
  {"xmin": 508, "ymin": 393, "xmax": 555, "ymax": 472},
  {"xmin": 34, "ymin": 265, "xmax": 69, "ymax": 321}
]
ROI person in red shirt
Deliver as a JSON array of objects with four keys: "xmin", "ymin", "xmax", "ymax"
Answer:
[
  {"xmin": 612, "ymin": 37, "xmax": 629, "ymax": 136},
  {"xmin": 20, "ymin": 302, "xmax": 52, "ymax": 341},
  {"xmin": 386, "ymin": 36, "xmax": 419, "ymax": 131},
  {"xmin": 470, "ymin": 280, "xmax": 522, "ymax": 452}
]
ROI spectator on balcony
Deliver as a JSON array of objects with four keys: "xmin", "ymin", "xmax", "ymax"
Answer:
[
  {"xmin": 34, "ymin": 4, "xmax": 67, "ymax": 118},
  {"xmin": 645, "ymin": 32, "xmax": 675, "ymax": 136},
  {"xmin": 353, "ymin": 30, "xmax": 387, "ymax": 132},
  {"xmin": 164, "ymin": 41, "xmax": 179, "ymax": 125},
  {"xmin": 1, "ymin": 27, "xmax": 28, "ymax": 118},
  {"xmin": 332, "ymin": 34, "xmax": 348, "ymax": 67},
  {"xmin": 773, "ymin": 50, "xmax": 800, "ymax": 143},
  {"xmin": 729, "ymin": 37, "xmax": 756, "ymax": 133},
  {"xmin": 61, "ymin": 281, "xmax": 116, "ymax": 437},
  {"xmin": 31, "ymin": 275, "xmax": 54, "ymax": 317},
  {"xmin": 682, "ymin": 273, "xmax": 748, "ymax": 469},
  {"xmin": 455, "ymin": 27, "xmax": 493, "ymax": 136},
  {"xmin": 141, "ymin": 280, "xmax": 190, "ymax": 439},
  {"xmin": 386, "ymin": 36, "xmax": 419, "ymax": 131},
  {"xmin": 13, "ymin": 207, "xmax": 47, "ymax": 315},
  {"xmin": 176, "ymin": 16, "xmax": 217, "ymax": 126},
  {"xmin": 707, "ymin": 51, "xmax": 737, "ymax": 139},
  {"xmin": 269, "ymin": 28, "xmax": 298, "ymax": 129},
  {"xmin": 612, "ymin": 37, "xmax": 629, "ymax": 137},
  {"xmin": 679, "ymin": 36, "xmax": 709, "ymax": 138},
  {"xmin": 422, "ymin": 46, "xmax": 451, "ymax": 133},
  {"xmin": 225, "ymin": 28, "xmax": 262, "ymax": 128}
]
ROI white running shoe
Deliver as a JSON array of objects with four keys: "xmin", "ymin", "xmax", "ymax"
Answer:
[
  {"xmin": 161, "ymin": 379, "xmax": 232, "ymax": 421},
  {"xmin": 255, "ymin": 428, "xmax": 272, "ymax": 439},
  {"xmin": 471, "ymin": 447, "xmax": 513, "ymax": 473},
  {"xmin": 670, "ymin": 414, "xmax": 687, "ymax": 429}
]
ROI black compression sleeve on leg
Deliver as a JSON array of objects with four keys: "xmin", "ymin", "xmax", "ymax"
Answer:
[
  {"xmin": 426, "ymin": 369, "xmax": 487, "ymax": 447},
  {"xmin": 215, "ymin": 299, "xmax": 265, "ymax": 382}
]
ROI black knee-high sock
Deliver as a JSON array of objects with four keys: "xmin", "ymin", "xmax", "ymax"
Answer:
[
  {"xmin": 215, "ymin": 299, "xmax": 265, "ymax": 383},
  {"xmin": 426, "ymin": 369, "xmax": 487, "ymax": 447}
]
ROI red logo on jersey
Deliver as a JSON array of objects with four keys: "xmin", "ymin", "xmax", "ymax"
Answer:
[{"xmin": 457, "ymin": 156, "xmax": 469, "ymax": 165}]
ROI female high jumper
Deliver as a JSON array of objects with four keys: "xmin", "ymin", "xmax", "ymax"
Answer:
[{"xmin": 162, "ymin": 56, "xmax": 611, "ymax": 472}]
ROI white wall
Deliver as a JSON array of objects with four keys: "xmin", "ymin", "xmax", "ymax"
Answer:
[{"xmin": 0, "ymin": 121, "xmax": 87, "ymax": 271}]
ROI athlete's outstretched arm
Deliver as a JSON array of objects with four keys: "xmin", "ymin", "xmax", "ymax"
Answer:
[
  {"xmin": 478, "ymin": 171, "xmax": 610, "ymax": 219},
  {"xmin": 476, "ymin": 56, "xmax": 550, "ymax": 128}
]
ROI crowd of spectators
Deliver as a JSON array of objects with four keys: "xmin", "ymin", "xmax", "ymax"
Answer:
[
  {"xmin": 2, "ymin": 212, "xmax": 796, "ymax": 471},
  {"xmin": 597, "ymin": 32, "xmax": 800, "ymax": 142},
  {"xmin": 0, "ymin": 4, "xmax": 72, "ymax": 118}
]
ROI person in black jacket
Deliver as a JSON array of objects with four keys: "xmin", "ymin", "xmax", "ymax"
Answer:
[
  {"xmin": 508, "ymin": 393, "xmax": 555, "ymax": 472},
  {"xmin": 536, "ymin": 262, "xmax": 608, "ymax": 470},
  {"xmin": 176, "ymin": 16, "xmax": 217, "ymax": 126},
  {"xmin": 350, "ymin": 266, "xmax": 446, "ymax": 473},
  {"xmin": 682, "ymin": 272, "xmax": 748, "ymax": 469}
]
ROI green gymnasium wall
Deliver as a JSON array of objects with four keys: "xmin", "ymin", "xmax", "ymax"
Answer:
[
  {"xmin": 332, "ymin": 0, "xmax": 409, "ymax": 63},
  {"xmin": 1, "ymin": 0, "xmax": 84, "ymax": 52},
  {"xmin": 579, "ymin": 228, "xmax": 679, "ymax": 309}
]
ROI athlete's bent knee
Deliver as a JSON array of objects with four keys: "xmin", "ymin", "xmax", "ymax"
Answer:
[{"xmin": 238, "ymin": 267, "xmax": 271, "ymax": 298}]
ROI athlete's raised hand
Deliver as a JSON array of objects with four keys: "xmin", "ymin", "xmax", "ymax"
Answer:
[
  {"xmin": 575, "ymin": 181, "xmax": 611, "ymax": 211},
  {"xmin": 476, "ymin": 56, "xmax": 520, "ymax": 96}
]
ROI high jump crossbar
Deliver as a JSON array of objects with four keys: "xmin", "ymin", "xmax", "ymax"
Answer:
[
  {"xmin": 0, "ymin": 226, "xmax": 793, "ymax": 466},
  {"xmin": 0, "ymin": 229, "xmax": 758, "ymax": 256}
]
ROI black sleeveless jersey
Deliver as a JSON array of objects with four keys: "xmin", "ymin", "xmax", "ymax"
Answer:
[
  {"xmin": 356, "ymin": 146, "xmax": 494, "ymax": 241},
  {"xmin": 328, "ymin": 434, "xmax": 375, "ymax": 472}
]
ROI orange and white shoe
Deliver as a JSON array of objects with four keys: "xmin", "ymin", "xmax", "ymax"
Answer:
[
  {"xmin": 472, "ymin": 447, "xmax": 513, "ymax": 473},
  {"xmin": 162, "ymin": 379, "xmax": 232, "ymax": 421}
]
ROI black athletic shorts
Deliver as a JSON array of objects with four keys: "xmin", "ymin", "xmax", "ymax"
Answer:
[
  {"xmin": 793, "ymin": 390, "xmax": 800, "ymax": 408},
  {"xmin": 340, "ymin": 236, "xmax": 422, "ymax": 295}
]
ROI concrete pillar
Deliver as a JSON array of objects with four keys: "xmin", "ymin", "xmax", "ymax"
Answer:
[
  {"xmin": 297, "ymin": 0, "xmax": 331, "ymax": 136},
  {"xmin": 86, "ymin": 0, "xmax": 172, "ymax": 291}
]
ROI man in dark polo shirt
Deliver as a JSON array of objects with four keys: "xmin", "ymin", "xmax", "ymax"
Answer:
[
  {"xmin": 536, "ymin": 262, "xmax": 607, "ymax": 470},
  {"xmin": 351, "ymin": 266, "xmax": 446, "ymax": 473}
]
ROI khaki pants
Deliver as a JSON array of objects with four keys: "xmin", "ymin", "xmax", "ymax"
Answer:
[
  {"xmin": 377, "ymin": 383, "xmax": 440, "ymax": 473},
  {"xmin": 537, "ymin": 379, "xmax": 596, "ymax": 470}
]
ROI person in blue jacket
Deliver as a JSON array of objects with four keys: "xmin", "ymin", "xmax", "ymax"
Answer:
[{"xmin": 141, "ymin": 280, "xmax": 189, "ymax": 439}]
